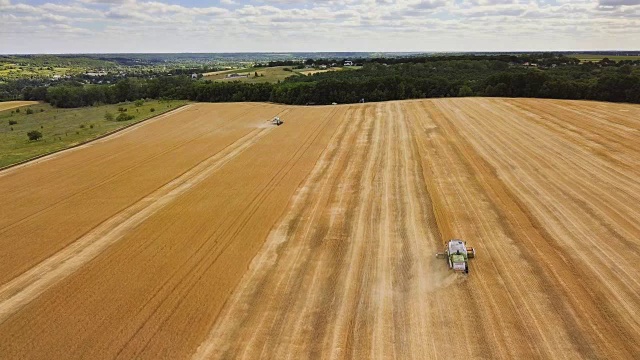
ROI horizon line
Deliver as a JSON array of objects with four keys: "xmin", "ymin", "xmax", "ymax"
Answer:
[{"xmin": 1, "ymin": 50, "xmax": 639, "ymax": 56}]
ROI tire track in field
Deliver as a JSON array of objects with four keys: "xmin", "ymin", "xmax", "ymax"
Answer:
[
  {"xmin": 191, "ymin": 105, "xmax": 364, "ymax": 359},
  {"xmin": 505, "ymin": 99, "xmax": 640, "ymax": 165},
  {"xmin": 458, "ymin": 98, "xmax": 640, "ymax": 309},
  {"xmin": 370, "ymin": 102, "xmax": 396, "ymax": 359},
  {"xmin": 303, "ymin": 111, "xmax": 373, "ymax": 358},
  {"xmin": 268, "ymin": 107, "xmax": 367, "ymax": 358},
  {"xmin": 427, "ymin": 99, "xmax": 594, "ymax": 358},
  {"xmin": 276, "ymin": 106, "xmax": 367, "ymax": 358},
  {"xmin": 411, "ymin": 101, "xmax": 513, "ymax": 359},
  {"xmin": 0, "ymin": 125, "xmax": 275, "ymax": 325},
  {"xmin": 481, "ymin": 100, "xmax": 640, "ymax": 269},
  {"xmin": 400, "ymin": 102, "xmax": 459, "ymax": 359},
  {"xmin": 433, "ymin": 98, "xmax": 638, "ymax": 357},
  {"xmin": 117, "ymin": 106, "xmax": 342, "ymax": 359},
  {"xmin": 2, "ymin": 99, "xmax": 638, "ymax": 359},
  {"xmin": 499, "ymin": 100, "xmax": 640, "ymax": 246},
  {"xmin": 343, "ymin": 104, "xmax": 386, "ymax": 360},
  {"xmin": 192, "ymin": 99, "xmax": 640, "ymax": 359},
  {"xmin": 194, "ymin": 101, "xmax": 457, "ymax": 359},
  {"xmin": 325, "ymin": 105, "xmax": 384, "ymax": 360}
]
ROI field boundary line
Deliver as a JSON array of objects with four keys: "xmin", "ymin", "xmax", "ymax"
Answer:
[
  {"xmin": 0, "ymin": 104, "xmax": 267, "ymax": 235},
  {"xmin": 0, "ymin": 103, "xmax": 192, "ymax": 174}
]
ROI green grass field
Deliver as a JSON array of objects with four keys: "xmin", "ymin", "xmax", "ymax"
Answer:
[
  {"xmin": 0, "ymin": 100, "xmax": 188, "ymax": 168},
  {"xmin": 204, "ymin": 66, "xmax": 358, "ymax": 83},
  {"xmin": 204, "ymin": 66, "xmax": 305, "ymax": 83},
  {"xmin": 573, "ymin": 54, "xmax": 640, "ymax": 62}
]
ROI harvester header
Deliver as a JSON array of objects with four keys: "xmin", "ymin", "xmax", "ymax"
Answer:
[{"xmin": 436, "ymin": 239, "xmax": 476, "ymax": 274}]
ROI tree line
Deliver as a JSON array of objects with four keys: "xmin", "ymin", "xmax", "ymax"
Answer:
[{"xmin": 16, "ymin": 55, "xmax": 640, "ymax": 107}]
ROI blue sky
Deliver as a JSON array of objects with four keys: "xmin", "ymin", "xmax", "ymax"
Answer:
[{"xmin": 1, "ymin": 0, "xmax": 639, "ymax": 53}]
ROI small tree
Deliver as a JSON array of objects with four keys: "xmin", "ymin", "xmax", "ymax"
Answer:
[
  {"xmin": 8, "ymin": 120, "xmax": 17, "ymax": 125},
  {"xmin": 458, "ymin": 85, "xmax": 474, "ymax": 97},
  {"xmin": 25, "ymin": 108, "xmax": 34, "ymax": 115},
  {"xmin": 27, "ymin": 130, "xmax": 42, "ymax": 141},
  {"xmin": 104, "ymin": 112, "xmax": 114, "ymax": 121},
  {"xmin": 134, "ymin": 99, "xmax": 144, "ymax": 107},
  {"xmin": 116, "ymin": 112, "xmax": 134, "ymax": 122},
  {"xmin": 150, "ymin": 108, "xmax": 155, "ymax": 112}
]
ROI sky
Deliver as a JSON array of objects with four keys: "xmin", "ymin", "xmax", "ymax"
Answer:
[{"xmin": 0, "ymin": 0, "xmax": 639, "ymax": 54}]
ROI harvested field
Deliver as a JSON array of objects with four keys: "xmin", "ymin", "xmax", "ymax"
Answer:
[
  {"xmin": 202, "ymin": 69, "xmax": 235, "ymax": 77},
  {"xmin": 299, "ymin": 67, "xmax": 342, "ymax": 75},
  {"xmin": 0, "ymin": 98, "xmax": 639, "ymax": 359},
  {"xmin": 0, "ymin": 101, "xmax": 39, "ymax": 112},
  {"xmin": 204, "ymin": 66, "xmax": 301, "ymax": 83}
]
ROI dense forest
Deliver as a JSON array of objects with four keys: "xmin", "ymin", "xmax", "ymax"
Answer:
[{"xmin": 10, "ymin": 54, "xmax": 640, "ymax": 107}]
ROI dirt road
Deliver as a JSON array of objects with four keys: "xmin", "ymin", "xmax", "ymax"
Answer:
[{"xmin": 0, "ymin": 99, "xmax": 638, "ymax": 359}]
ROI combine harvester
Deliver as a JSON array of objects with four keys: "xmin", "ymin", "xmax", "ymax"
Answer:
[
  {"xmin": 436, "ymin": 239, "xmax": 476, "ymax": 274},
  {"xmin": 272, "ymin": 116, "xmax": 283, "ymax": 126}
]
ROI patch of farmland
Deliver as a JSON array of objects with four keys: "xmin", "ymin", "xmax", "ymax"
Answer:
[
  {"xmin": 0, "ymin": 99, "xmax": 639, "ymax": 359},
  {"xmin": 0, "ymin": 100, "xmax": 187, "ymax": 168},
  {"xmin": 205, "ymin": 66, "xmax": 302, "ymax": 83},
  {"xmin": 0, "ymin": 101, "xmax": 39, "ymax": 112}
]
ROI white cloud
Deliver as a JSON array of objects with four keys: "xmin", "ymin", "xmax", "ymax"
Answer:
[
  {"xmin": 467, "ymin": 0, "xmax": 518, "ymax": 5},
  {"xmin": 1, "ymin": 0, "xmax": 639, "ymax": 53},
  {"xmin": 599, "ymin": 0, "xmax": 640, "ymax": 5},
  {"xmin": 409, "ymin": 0, "xmax": 447, "ymax": 10},
  {"xmin": 40, "ymin": 2, "xmax": 102, "ymax": 15},
  {"xmin": 79, "ymin": 0, "xmax": 133, "ymax": 4}
]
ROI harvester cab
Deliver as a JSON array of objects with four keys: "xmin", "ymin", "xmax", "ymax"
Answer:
[
  {"xmin": 436, "ymin": 239, "xmax": 475, "ymax": 274},
  {"xmin": 272, "ymin": 116, "xmax": 283, "ymax": 126}
]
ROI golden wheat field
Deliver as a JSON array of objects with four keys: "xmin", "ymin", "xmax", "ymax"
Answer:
[
  {"xmin": 0, "ymin": 98, "xmax": 639, "ymax": 359},
  {"xmin": 0, "ymin": 101, "xmax": 39, "ymax": 112}
]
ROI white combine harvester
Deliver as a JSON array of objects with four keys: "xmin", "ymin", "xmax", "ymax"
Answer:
[
  {"xmin": 436, "ymin": 239, "xmax": 476, "ymax": 274},
  {"xmin": 272, "ymin": 116, "xmax": 283, "ymax": 126}
]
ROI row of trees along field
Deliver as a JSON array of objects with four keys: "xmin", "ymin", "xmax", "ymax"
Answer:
[{"xmin": 17, "ymin": 55, "xmax": 640, "ymax": 107}]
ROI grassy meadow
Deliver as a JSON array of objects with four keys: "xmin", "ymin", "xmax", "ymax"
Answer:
[
  {"xmin": 204, "ymin": 66, "xmax": 304, "ymax": 83},
  {"xmin": 204, "ymin": 66, "xmax": 358, "ymax": 83},
  {"xmin": 0, "ymin": 100, "xmax": 188, "ymax": 168},
  {"xmin": 574, "ymin": 54, "xmax": 640, "ymax": 62}
]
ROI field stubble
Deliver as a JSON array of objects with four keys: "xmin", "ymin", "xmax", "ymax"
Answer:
[{"xmin": 0, "ymin": 98, "xmax": 638, "ymax": 359}]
